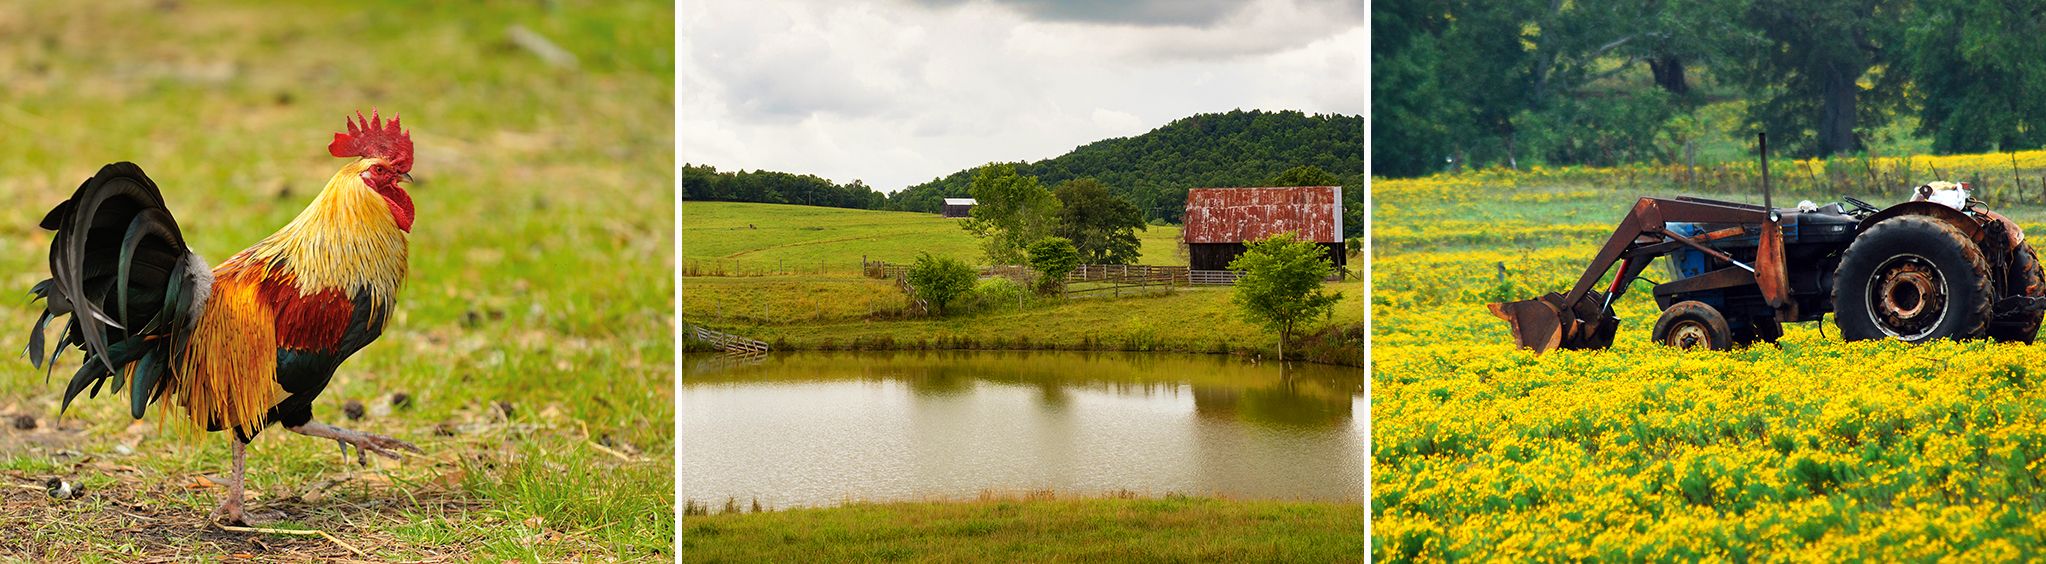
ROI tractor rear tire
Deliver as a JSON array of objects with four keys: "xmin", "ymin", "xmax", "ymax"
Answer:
[
  {"xmin": 1833, "ymin": 215, "xmax": 1993, "ymax": 343},
  {"xmin": 1652, "ymin": 301, "xmax": 1733, "ymax": 351},
  {"xmin": 1989, "ymin": 241, "xmax": 2044, "ymax": 344}
]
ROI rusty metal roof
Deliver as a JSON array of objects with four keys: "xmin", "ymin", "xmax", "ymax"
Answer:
[{"xmin": 1183, "ymin": 186, "xmax": 1342, "ymax": 243}]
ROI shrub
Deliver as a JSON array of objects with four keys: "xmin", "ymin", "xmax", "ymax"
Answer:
[
  {"xmin": 1026, "ymin": 237, "xmax": 1080, "ymax": 294},
  {"xmin": 905, "ymin": 252, "xmax": 977, "ymax": 315},
  {"xmin": 955, "ymin": 277, "xmax": 1033, "ymax": 314}
]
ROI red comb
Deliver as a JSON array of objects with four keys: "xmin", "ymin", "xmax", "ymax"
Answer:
[{"xmin": 328, "ymin": 109, "xmax": 413, "ymax": 169}]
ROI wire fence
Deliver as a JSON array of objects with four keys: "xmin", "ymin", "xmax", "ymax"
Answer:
[{"xmin": 682, "ymin": 257, "xmax": 854, "ymax": 277}]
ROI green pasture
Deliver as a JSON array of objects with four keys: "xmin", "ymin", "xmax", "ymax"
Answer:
[{"xmin": 681, "ymin": 201, "xmax": 1189, "ymax": 272}]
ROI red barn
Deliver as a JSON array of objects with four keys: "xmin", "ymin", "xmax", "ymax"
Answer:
[{"xmin": 1183, "ymin": 186, "xmax": 1345, "ymax": 271}]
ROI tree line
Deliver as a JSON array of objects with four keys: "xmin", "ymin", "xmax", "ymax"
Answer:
[
  {"xmin": 1373, "ymin": 0, "xmax": 2046, "ymax": 178},
  {"xmin": 681, "ymin": 164, "xmax": 888, "ymax": 210}
]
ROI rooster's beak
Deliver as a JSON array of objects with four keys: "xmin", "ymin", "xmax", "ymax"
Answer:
[{"xmin": 399, "ymin": 173, "xmax": 415, "ymax": 184}]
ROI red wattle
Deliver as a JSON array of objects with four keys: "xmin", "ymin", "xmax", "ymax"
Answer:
[{"xmin": 373, "ymin": 183, "xmax": 415, "ymax": 232}]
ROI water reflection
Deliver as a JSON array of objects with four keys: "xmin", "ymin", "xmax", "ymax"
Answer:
[{"xmin": 682, "ymin": 351, "xmax": 1363, "ymax": 509}]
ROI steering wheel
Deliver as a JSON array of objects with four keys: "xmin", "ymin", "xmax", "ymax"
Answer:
[{"xmin": 1842, "ymin": 196, "xmax": 1880, "ymax": 215}]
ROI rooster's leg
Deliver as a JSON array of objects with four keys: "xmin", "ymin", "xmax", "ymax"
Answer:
[
  {"xmin": 208, "ymin": 439, "xmax": 249, "ymax": 526},
  {"xmin": 286, "ymin": 421, "xmax": 423, "ymax": 466}
]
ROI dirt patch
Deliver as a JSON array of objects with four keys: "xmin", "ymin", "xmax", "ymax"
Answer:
[{"xmin": 0, "ymin": 464, "xmax": 482, "ymax": 561}]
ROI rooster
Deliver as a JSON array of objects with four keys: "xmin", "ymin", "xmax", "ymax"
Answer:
[{"xmin": 25, "ymin": 110, "xmax": 422, "ymax": 525}]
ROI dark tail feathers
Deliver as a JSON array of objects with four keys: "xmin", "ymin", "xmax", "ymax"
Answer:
[{"xmin": 27, "ymin": 162, "xmax": 207, "ymax": 418}]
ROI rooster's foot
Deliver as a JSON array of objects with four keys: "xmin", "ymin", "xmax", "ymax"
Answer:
[
  {"xmin": 288, "ymin": 421, "xmax": 423, "ymax": 467},
  {"xmin": 209, "ymin": 498, "xmax": 250, "ymax": 527}
]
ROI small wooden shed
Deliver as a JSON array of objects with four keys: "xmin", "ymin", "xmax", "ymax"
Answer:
[
  {"xmin": 1182, "ymin": 186, "xmax": 1345, "ymax": 271},
  {"xmin": 941, "ymin": 198, "xmax": 977, "ymax": 218}
]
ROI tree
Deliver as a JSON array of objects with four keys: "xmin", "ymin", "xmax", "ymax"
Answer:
[
  {"xmin": 1026, "ymin": 237, "xmax": 1080, "ymax": 295},
  {"xmin": 1903, "ymin": 0, "xmax": 2046, "ymax": 153},
  {"xmin": 1267, "ymin": 164, "xmax": 1341, "ymax": 187},
  {"xmin": 962, "ymin": 163, "xmax": 1062, "ymax": 264},
  {"xmin": 906, "ymin": 252, "xmax": 977, "ymax": 315},
  {"xmin": 1729, "ymin": 0, "xmax": 1907, "ymax": 157},
  {"xmin": 1371, "ymin": 0, "xmax": 1453, "ymax": 177},
  {"xmin": 1051, "ymin": 179, "xmax": 1145, "ymax": 264},
  {"xmin": 1228, "ymin": 233, "xmax": 1341, "ymax": 361}
]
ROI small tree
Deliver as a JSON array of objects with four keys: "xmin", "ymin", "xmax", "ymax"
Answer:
[
  {"xmin": 1052, "ymin": 178, "xmax": 1145, "ymax": 264},
  {"xmin": 961, "ymin": 163, "xmax": 1061, "ymax": 264},
  {"xmin": 906, "ymin": 252, "xmax": 977, "ymax": 315},
  {"xmin": 1229, "ymin": 233, "xmax": 1341, "ymax": 360},
  {"xmin": 1026, "ymin": 237, "xmax": 1080, "ymax": 295}
]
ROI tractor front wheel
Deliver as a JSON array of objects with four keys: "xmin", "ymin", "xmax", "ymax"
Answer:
[
  {"xmin": 1833, "ymin": 215, "xmax": 1993, "ymax": 343},
  {"xmin": 1652, "ymin": 301, "xmax": 1733, "ymax": 351}
]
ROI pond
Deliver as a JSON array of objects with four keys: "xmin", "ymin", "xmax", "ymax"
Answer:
[{"xmin": 681, "ymin": 351, "xmax": 1363, "ymax": 509}]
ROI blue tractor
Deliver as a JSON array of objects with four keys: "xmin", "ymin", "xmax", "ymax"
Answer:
[{"xmin": 1489, "ymin": 135, "xmax": 2045, "ymax": 353}]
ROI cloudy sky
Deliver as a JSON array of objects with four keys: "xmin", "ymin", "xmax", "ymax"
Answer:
[{"xmin": 680, "ymin": 0, "xmax": 1364, "ymax": 192}]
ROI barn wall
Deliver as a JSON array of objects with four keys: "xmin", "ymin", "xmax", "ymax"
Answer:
[
  {"xmin": 1188, "ymin": 243, "xmax": 1245, "ymax": 270},
  {"xmin": 1188, "ymin": 243, "xmax": 1348, "ymax": 271}
]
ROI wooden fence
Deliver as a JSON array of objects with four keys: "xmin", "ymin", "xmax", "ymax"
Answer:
[
  {"xmin": 863, "ymin": 259, "xmax": 1259, "ymax": 287},
  {"xmin": 1064, "ymin": 268, "xmax": 1185, "ymax": 296},
  {"xmin": 863, "ymin": 259, "xmax": 911, "ymax": 280},
  {"xmin": 688, "ymin": 324, "xmax": 769, "ymax": 355},
  {"xmin": 1065, "ymin": 264, "xmax": 1187, "ymax": 282}
]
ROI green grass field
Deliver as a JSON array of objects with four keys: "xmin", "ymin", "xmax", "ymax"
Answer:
[
  {"xmin": 681, "ymin": 494, "xmax": 1362, "ymax": 562},
  {"xmin": 683, "ymin": 275, "xmax": 1361, "ymax": 365},
  {"xmin": 681, "ymin": 201, "xmax": 1189, "ymax": 273},
  {"xmin": 681, "ymin": 201, "xmax": 1360, "ymax": 364},
  {"xmin": 0, "ymin": 1, "xmax": 671, "ymax": 560}
]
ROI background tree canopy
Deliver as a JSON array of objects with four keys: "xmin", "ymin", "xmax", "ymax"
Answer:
[
  {"xmin": 1052, "ymin": 178, "xmax": 1146, "ymax": 265},
  {"xmin": 682, "ymin": 164, "xmax": 887, "ymax": 210},
  {"xmin": 1372, "ymin": 0, "xmax": 2046, "ymax": 177}
]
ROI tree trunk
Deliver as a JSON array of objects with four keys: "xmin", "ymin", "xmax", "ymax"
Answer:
[
  {"xmin": 1280, "ymin": 321, "xmax": 1294, "ymax": 362},
  {"xmin": 1819, "ymin": 65, "xmax": 1861, "ymax": 157},
  {"xmin": 1505, "ymin": 133, "xmax": 1519, "ymax": 171},
  {"xmin": 1648, "ymin": 56, "xmax": 1689, "ymax": 95}
]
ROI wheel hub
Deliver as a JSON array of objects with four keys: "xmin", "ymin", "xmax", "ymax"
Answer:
[
  {"xmin": 1870, "ymin": 256, "xmax": 1948, "ymax": 339},
  {"xmin": 1667, "ymin": 320, "xmax": 1708, "ymax": 349}
]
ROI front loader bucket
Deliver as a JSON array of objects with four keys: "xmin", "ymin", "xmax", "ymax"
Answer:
[
  {"xmin": 1489, "ymin": 292, "xmax": 1620, "ymax": 354},
  {"xmin": 1490, "ymin": 297, "xmax": 1564, "ymax": 352}
]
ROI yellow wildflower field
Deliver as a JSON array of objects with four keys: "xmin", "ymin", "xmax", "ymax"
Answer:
[{"xmin": 1373, "ymin": 165, "xmax": 2046, "ymax": 560}]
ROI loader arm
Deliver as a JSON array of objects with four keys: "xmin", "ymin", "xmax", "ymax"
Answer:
[{"xmin": 1491, "ymin": 197, "xmax": 1785, "ymax": 353}]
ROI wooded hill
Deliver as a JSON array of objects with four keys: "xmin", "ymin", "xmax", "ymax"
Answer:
[{"xmin": 890, "ymin": 110, "xmax": 1362, "ymax": 225}]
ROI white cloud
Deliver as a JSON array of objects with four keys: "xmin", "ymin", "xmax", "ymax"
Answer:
[
  {"xmin": 681, "ymin": 0, "xmax": 1363, "ymax": 192},
  {"xmin": 1090, "ymin": 108, "xmax": 1144, "ymax": 136}
]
